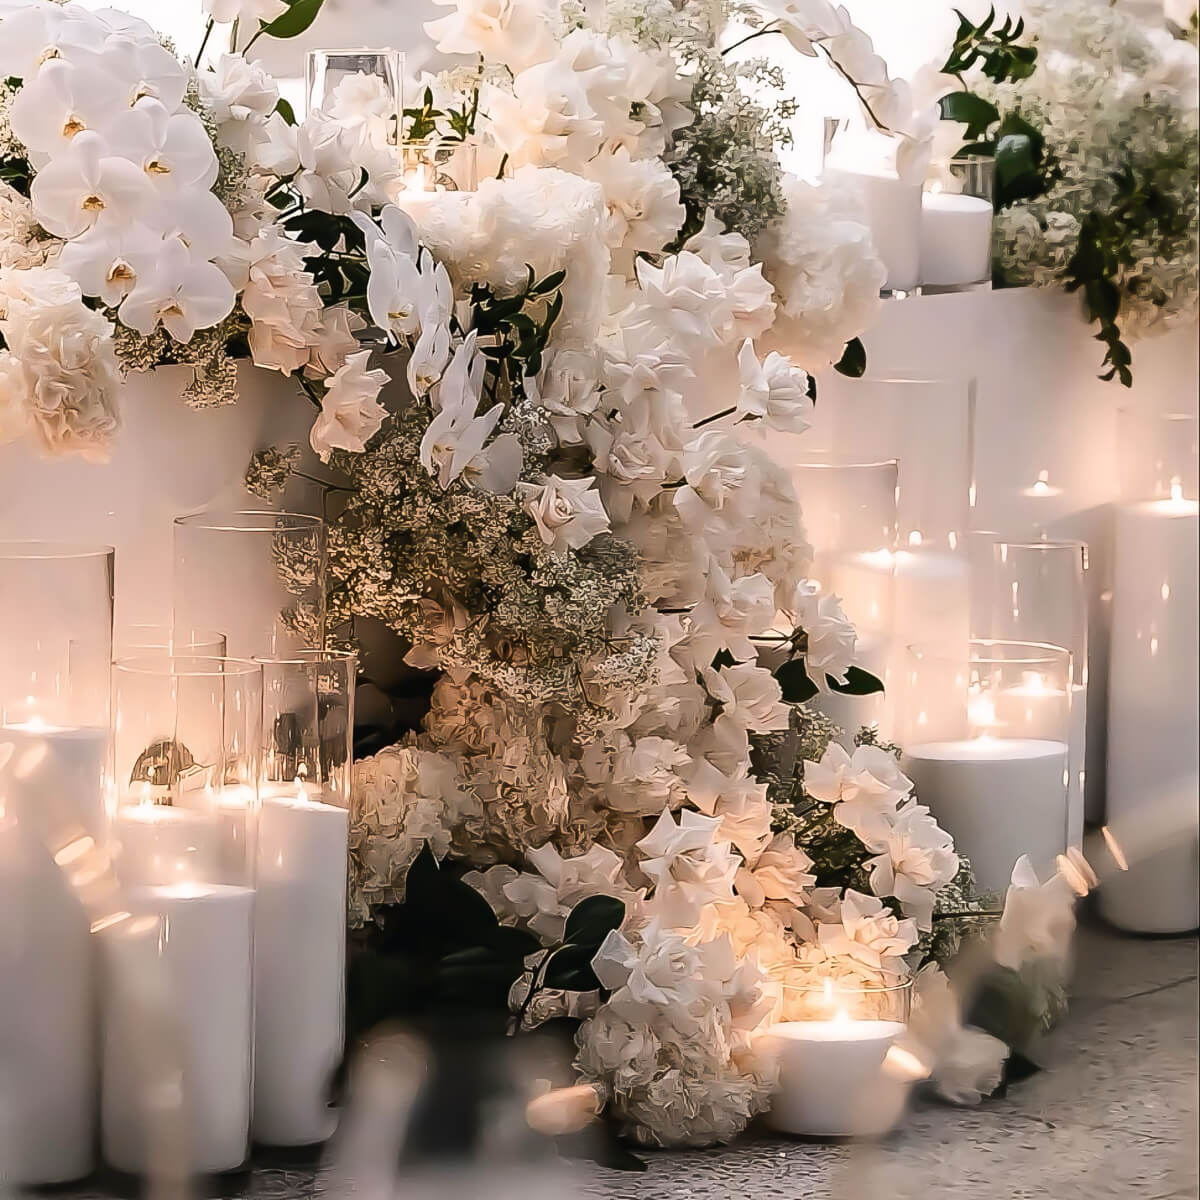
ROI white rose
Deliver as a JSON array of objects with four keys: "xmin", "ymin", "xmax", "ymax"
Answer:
[
  {"xmin": 735, "ymin": 340, "xmax": 813, "ymax": 434},
  {"xmin": 517, "ymin": 473, "xmax": 611, "ymax": 552}
]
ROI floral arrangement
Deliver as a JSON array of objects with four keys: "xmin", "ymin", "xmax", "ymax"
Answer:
[
  {"xmin": 944, "ymin": 0, "xmax": 1199, "ymax": 385},
  {"xmin": 0, "ymin": 0, "xmax": 1078, "ymax": 1154}
]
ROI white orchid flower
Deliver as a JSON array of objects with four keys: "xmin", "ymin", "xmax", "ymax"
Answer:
[
  {"xmin": 57, "ymin": 218, "xmax": 160, "ymax": 305},
  {"xmin": 429, "ymin": 330, "xmax": 483, "ymax": 415},
  {"xmin": 117, "ymin": 236, "xmax": 236, "ymax": 341},
  {"xmin": 407, "ymin": 320, "xmax": 451, "ymax": 396},
  {"xmin": 75, "ymin": 36, "xmax": 189, "ymax": 112},
  {"xmin": 294, "ymin": 111, "xmax": 361, "ymax": 214},
  {"xmin": 30, "ymin": 130, "xmax": 153, "ymax": 239},
  {"xmin": 105, "ymin": 99, "xmax": 219, "ymax": 191},
  {"xmin": 364, "ymin": 241, "xmax": 424, "ymax": 340},
  {"xmin": 421, "ymin": 400, "xmax": 505, "ymax": 489},
  {"xmin": 152, "ymin": 188, "xmax": 237, "ymax": 261},
  {"xmin": 461, "ymin": 433, "xmax": 523, "ymax": 495},
  {"xmin": 9, "ymin": 58, "xmax": 126, "ymax": 160},
  {"xmin": 0, "ymin": 3, "xmax": 104, "ymax": 83}
]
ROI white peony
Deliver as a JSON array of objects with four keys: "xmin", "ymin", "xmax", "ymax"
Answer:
[
  {"xmin": 309, "ymin": 349, "xmax": 389, "ymax": 461},
  {"xmin": 517, "ymin": 473, "xmax": 611, "ymax": 553},
  {"xmin": 584, "ymin": 147, "xmax": 686, "ymax": 253},
  {"xmin": 425, "ymin": 0, "xmax": 555, "ymax": 73},
  {"xmin": 813, "ymin": 888, "xmax": 919, "ymax": 975},
  {"xmin": 239, "ymin": 226, "xmax": 324, "ymax": 374},
  {"xmin": 0, "ymin": 265, "xmax": 120, "ymax": 460},
  {"xmin": 702, "ymin": 663, "xmax": 791, "ymax": 737},
  {"xmin": 636, "ymin": 807, "xmax": 740, "ymax": 929},
  {"xmin": 758, "ymin": 174, "xmax": 886, "ymax": 368},
  {"xmin": 865, "ymin": 803, "xmax": 959, "ymax": 931},
  {"xmin": 804, "ymin": 741, "xmax": 912, "ymax": 848}
]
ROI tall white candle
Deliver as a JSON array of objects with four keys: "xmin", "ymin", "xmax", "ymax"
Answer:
[
  {"xmin": 901, "ymin": 738, "xmax": 1069, "ymax": 894},
  {"xmin": 0, "ymin": 721, "xmax": 105, "ymax": 1184},
  {"xmin": 824, "ymin": 165, "xmax": 921, "ymax": 294},
  {"xmin": 100, "ymin": 883, "xmax": 255, "ymax": 1175},
  {"xmin": 763, "ymin": 1018, "xmax": 908, "ymax": 1137},
  {"xmin": 252, "ymin": 782, "xmax": 349, "ymax": 1147},
  {"xmin": 919, "ymin": 191, "xmax": 993, "ymax": 287},
  {"xmin": 112, "ymin": 803, "xmax": 223, "ymax": 887},
  {"xmin": 1102, "ymin": 497, "xmax": 1200, "ymax": 933}
]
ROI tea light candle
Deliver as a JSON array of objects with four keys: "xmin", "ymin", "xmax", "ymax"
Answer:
[
  {"xmin": 901, "ymin": 737, "xmax": 1069, "ymax": 894},
  {"xmin": 252, "ymin": 780, "xmax": 349, "ymax": 1147},
  {"xmin": 0, "ymin": 719, "xmax": 105, "ymax": 1184},
  {"xmin": 100, "ymin": 882, "xmax": 255, "ymax": 1175},
  {"xmin": 764, "ymin": 1012, "xmax": 908, "ymax": 1137},
  {"xmin": 824, "ymin": 164, "xmax": 921, "ymax": 294},
  {"xmin": 919, "ymin": 190, "xmax": 993, "ymax": 287},
  {"xmin": 1102, "ymin": 491, "xmax": 1199, "ymax": 932}
]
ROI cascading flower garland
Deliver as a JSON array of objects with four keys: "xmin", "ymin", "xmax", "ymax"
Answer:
[{"xmin": 0, "ymin": 0, "xmax": 1078, "ymax": 1151}]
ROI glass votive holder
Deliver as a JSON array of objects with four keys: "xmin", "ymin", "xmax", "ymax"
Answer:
[
  {"xmin": 173, "ymin": 511, "xmax": 326, "ymax": 661},
  {"xmin": 0, "ymin": 541, "xmax": 112, "ymax": 1186},
  {"xmin": 901, "ymin": 640, "xmax": 1072, "ymax": 895},
  {"xmin": 305, "ymin": 48, "xmax": 404, "ymax": 141},
  {"xmin": 920, "ymin": 154, "xmax": 995, "ymax": 294},
  {"xmin": 252, "ymin": 651, "xmax": 355, "ymax": 1147},
  {"xmin": 763, "ymin": 976, "xmax": 915, "ymax": 1137},
  {"xmin": 971, "ymin": 535, "xmax": 1089, "ymax": 841},
  {"xmin": 399, "ymin": 139, "xmax": 479, "ymax": 193},
  {"xmin": 103, "ymin": 656, "xmax": 262, "ymax": 1176}
]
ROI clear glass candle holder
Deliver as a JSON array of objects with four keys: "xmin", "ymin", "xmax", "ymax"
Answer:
[
  {"xmin": 902, "ymin": 640, "xmax": 1072, "ymax": 894},
  {"xmin": 971, "ymin": 536, "xmax": 1089, "ymax": 840},
  {"xmin": 400, "ymin": 139, "xmax": 479, "ymax": 193},
  {"xmin": 764, "ymin": 976, "xmax": 914, "ymax": 1138},
  {"xmin": 0, "ymin": 541, "xmax": 112, "ymax": 1186},
  {"xmin": 1103, "ymin": 409, "xmax": 1199, "ymax": 934},
  {"xmin": 305, "ymin": 48, "xmax": 404, "ymax": 142},
  {"xmin": 104, "ymin": 655, "xmax": 262, "ymax": 1176},
  {"xmin": 173, "ymin": 511, "xmax": 327, "ymax": 661},
  {"xmin": 114, "ymin": 624, "xmax": 228, "ymax": 659},
  {"xmin": 791, "ymin": 456, "xmax": 898, "ymax": 742},
  {"xmin": 253, "ymin": 650, "xmax": 354, "ymax": 1147}
]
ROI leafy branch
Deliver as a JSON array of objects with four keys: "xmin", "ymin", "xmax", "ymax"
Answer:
[{"xmin": 941, "ymin": 7, "xmax": 1038, "ymax": 84}]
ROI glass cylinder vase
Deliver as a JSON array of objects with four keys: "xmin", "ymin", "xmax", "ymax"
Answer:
[
  {"xmin": 970, "ymin": 535, "xmax": 1089, "ymax": 844},
  {"xmin": 0, "ymin": 542, "xmax": 112, "ymax": 1185},
  {"xmin": 1101, "ymin": 409, "xmax": 1199, "ymax": 934},
  {"xmin": 103, "ymin": 656, "xmax": 262, "ymax": 1176},
  {"xmin": 792, "ymin": 456, "xmax": 898, "ymax": 743},
  {"xmin": 173, "ymin": 510, "xmax": 327, "ymax": 661},
  {"xmin": 253, "ymin": 651, "xmax": 355, "ymax": 1148},
  {"xmin": 919, "ymin": 154, "xmax": 995, "ymax": 293},
  {"xmin": 901, "ymin": 640, "xmax": 1072, "ymax": 895},
  {"xmin": 305, "ymin": 48, "xmax": 404, "ymax": 141},
  {"xmin": 764, "ymin": 976, "xmax": 914, "ymax": 1138}
]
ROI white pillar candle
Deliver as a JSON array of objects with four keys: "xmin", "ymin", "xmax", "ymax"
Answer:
[
  {"xmin": 252, "ymin": 782, "xmax": 349, "ymax": 1147},
  {"xmin": 111, "ymin": 803, "xmax": 223, "ymax": 887},
  {"xmin": 901, "ymin": 738, "xmax": 1069, "ymax": 894},
  {"xmin": 763, "ymin": 1018, "xmax": 908, "ymax": 1137},
  {"xmin": 100, "ymin": 883, "xmax": 255, "ymax": 1175},
  {"xmin": 993, "ymin": 680, "xmax": 1087, "ymax": 848},
  {"xmin": 919, "ymin": 191, "xmax": 993, "ymax": 287},
  {"xmin": 0, "ymin": 805, "xmax": 93, "ymax": 1184},
  {"xmin": 0, "ymin": 721, "xmax": 105, "ymax": 1185},
  {"xmin": 825, "ymin": 166, "xmax": 922, "ymax": 294},
  {"xmin": 1102, "ymin": 497, "xmax": 1200, "ymax": 933}
]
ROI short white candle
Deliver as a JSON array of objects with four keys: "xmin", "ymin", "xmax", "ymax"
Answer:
[
  {"xmin": 100, "ymin": 883, "xmax": 255, "ymax": 1175},
  {"xmin": 252, "ymin": 781, "xmax": 349, "ymax": 1147},
  {"xmin": 824, "ymin": 165, "xmax": 922, "ymax": 294},
  {"xmin": 1102, "ymin": 495, "xmax": 1199, "ymax": 933},
  {"xmin": 901, "ymin": 737, "xmax": 1068, "ymax": 894},
  {"xmin": 920, "ymin": 190, "xmax": 993, "ymax": 287},
  {"xmin": 764, "ymin": 1017, "xmax": 908, "ymax": 1137},
  {"xmin": 0, "ymin": 720, "xmax": 105, "ymax": 1184}
]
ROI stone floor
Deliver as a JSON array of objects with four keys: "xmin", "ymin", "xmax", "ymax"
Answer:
[{"xmin": 45, "ymin": 919, "xmax": 1198, "ymax": 1200}]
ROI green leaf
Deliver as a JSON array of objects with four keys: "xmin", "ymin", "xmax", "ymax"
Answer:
[
  {"xmin": 261, "ymin": 0, "xmax": 325, "ymax": 39},
  {"xmin": 994, "ymin": 132, "xmax": 1036, "ymax": 189},
  {"xmin": 542, "ymin": 942, "xmax": 601, "ymax": 992},
  {"xmin": 775, "ymin": 658, "xmax": 818, "ymax": 704},
  {"xmin": 563, "ymin": 895, "xmax": 625, "ymax": 949},
  {"xmin": 939, "ymin": 91, "xmax": 1000, "ymax": 139},
  {"xmin": 826, "ymin": 666, "xmax": 885, "ymax": 696},
  {"xmin": 834, "ymin": 336, "xmax": 866, "ymax": 378},
  {"xmin": 531, "ymin": 268, "xmax": 566, "ymax": 296},
  {"xmin": 274, "ymin": 97, "xmax": 297, "ymax": 126}
]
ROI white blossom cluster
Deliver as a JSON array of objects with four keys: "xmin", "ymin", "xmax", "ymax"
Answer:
[{"xmin": 985, "ymin": 0, "xmax": 1199, "ymax": 338}]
